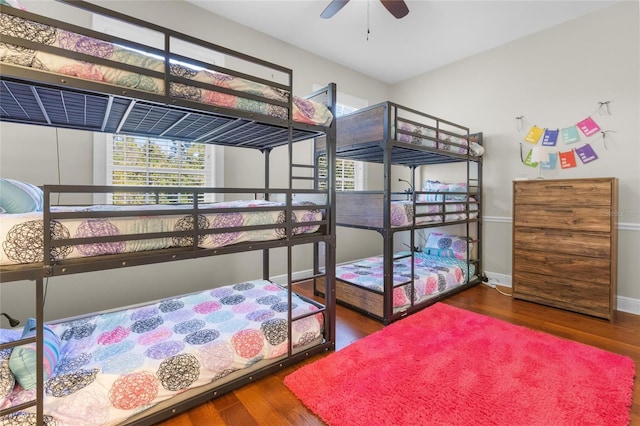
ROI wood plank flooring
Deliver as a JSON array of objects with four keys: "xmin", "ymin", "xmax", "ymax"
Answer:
[{"xmin": 158, "ymin": 282, "xmax": 639, "ymax": 426}]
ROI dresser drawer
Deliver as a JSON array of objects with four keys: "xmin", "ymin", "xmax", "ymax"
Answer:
[
  {"xmin": 513, "ymin": 249, "xmax": 610, "ymax": 285},
  {"xmin": 513, "ymin": 179, "xmax": 613, "ymax": 205},
  {"xmin": 513, "ymin": 205, "xmax": 611, "ymax": 232},
  {"xmin": 513, "ymin": 271, "xmax": 611, "ymax": 319},
  {"xmin": 513, "ymin": 227, "xmax": 611, "ymax": 258}
]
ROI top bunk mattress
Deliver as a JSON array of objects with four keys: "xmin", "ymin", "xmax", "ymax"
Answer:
[
  {"xmin": 317, "ymin": 102, "xmax": 483, "ymax": 167},
  {"xmin": 0, "ymin": 5, "xmax": 334, "ymax": 145}
]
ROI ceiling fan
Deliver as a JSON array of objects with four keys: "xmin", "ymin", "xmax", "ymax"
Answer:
[{"xmin": 321, "ymin": 0, "xmax": 409, "ymax": 19}]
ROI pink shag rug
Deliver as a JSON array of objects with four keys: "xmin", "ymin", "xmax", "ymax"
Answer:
[{"xmin": 284, "ymin": 303, "xmax": 635, "ymax": 426}]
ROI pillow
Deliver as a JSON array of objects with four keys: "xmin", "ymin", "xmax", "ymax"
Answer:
[
  {"xmin": 470, "ymin": 141, "xmax": 485, "ymax": 157},
  {"xmin": 0, "ymin": 179, "xmax": 44, "ymax": 214},
  {"xmin": 419, "ymin": 180, "xmax": 468, "ymax": 202},
  {"xmin": 0, "ymin": 329, "xmax": 21, "ymax": 404},
  {"xmin": 0, "ymin": 359, "xmax": 14, "ymax": 404},
  {"xmin": 424, "ymin": 232, "xmax": 473, "ymax": 260},
  {"xmin": 8, "ymin": 318, "xmax": 61, "ymax": 390},
  {"xmin": 0, "ymin": 0, "xmax": 26, "ymax": 9}
]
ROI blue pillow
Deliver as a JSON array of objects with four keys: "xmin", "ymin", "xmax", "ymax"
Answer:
[
  {"xmin": 8, "ymin": 318, "xmax": 61, "ymax": 390},
  {"xmin": 0, "ymin": 179, "xmax": 44, "ymax": 214}
]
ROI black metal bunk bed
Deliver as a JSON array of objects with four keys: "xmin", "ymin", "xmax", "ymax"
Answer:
[
  {"xmin": 0, "ymin": 1, "xmax": 337, "ymax": 425},
  {"xmin": 315, "ymin": 101, "xmax": 483, "ymax": 325}
]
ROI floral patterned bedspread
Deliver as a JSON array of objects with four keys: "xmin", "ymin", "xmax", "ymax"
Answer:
[
  {"xmin": 0, "ymin": 279, "xmax": 324, "ymax": 425},
  {"xmin": 397, "ymin": 122, "xmax": 484, "ymax": 156},
  {"xmin": 0, "ymin": 200, "xmax": 322, "ymax": 265},
  {"xmin": 336, "ymin": 252, "xmax": 475, "ymax": 310},
  {"xmin": 389, "ymin": 200, "xmax": 478, "ymax": 227},
  {"xmin": 0, "ymin": 13, "xmax": 333, "ymax": 127}
]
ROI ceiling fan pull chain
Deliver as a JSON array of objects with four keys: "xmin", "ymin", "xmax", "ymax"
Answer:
[{"xmin": 367, "ymin": 0, "xmax": 371, "ymax": 40}]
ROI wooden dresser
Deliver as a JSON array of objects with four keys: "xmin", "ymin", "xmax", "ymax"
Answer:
[{"xmin": 512, "ymin": 177, "xmax": 618, "ymax": 320}]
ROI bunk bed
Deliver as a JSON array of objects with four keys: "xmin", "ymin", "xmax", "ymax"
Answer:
[
  {"xmin": 0, "ymin": 1, "xmax": 337, "ymax": 425},
  {"xmin": 315, "ymin": 102, "xmax": 483, "ymax": 324}
]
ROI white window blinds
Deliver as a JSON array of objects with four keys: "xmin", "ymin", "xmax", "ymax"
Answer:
[{"xmin": 106, "ymin": 135, "xmax": 214, "ymax": 204}]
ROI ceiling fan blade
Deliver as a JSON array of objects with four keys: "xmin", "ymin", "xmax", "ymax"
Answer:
[
  {"xmin": 321, "ymin": 0, "xmax": 350, "ymax": 19},
  {"xmin": 380, "ymin": 0, "xmax": 409, "ymax": 19}
]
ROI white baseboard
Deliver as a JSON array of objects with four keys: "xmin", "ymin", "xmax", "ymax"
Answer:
[
  {"xmin": 485, "ymin": 271, "xmax": 512, "ymax": 287},
  {"xmin": 617, "ymin": 296, "xmax": 640, "ymax": 315},
  {"xmin": 270, "ymin": 268, "xmax": 316, "ymax": 286},
  {"xmin": 484, "ymin": 270, "xmax": 640, "ymax": 316}
]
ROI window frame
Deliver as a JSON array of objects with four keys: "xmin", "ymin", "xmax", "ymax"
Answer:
[
  {"xmin": 93, "ymin": 133, "xmax": 223, "ymax": 204},
  {"xmin": 314, "ymin": 86, "xmax": 368, "ymax": 192}
]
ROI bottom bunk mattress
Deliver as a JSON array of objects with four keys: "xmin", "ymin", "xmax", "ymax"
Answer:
[
  {"xmin": 335, "ymin": 252, "xmax": 475, "ymax": 312},
  {"xmin": 0, "ymin": 279, "xmax": 324, "ymax": 426}
]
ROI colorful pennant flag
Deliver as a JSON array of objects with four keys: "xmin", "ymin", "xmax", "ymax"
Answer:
[
  {"xmin": 575, "ymin": 143, "xmax": 599, "ymax": 164},
  {"xmin": 559, "ymin": 150, "xmax": 577, "ymax": 169},
  {"xmin": 541, "ymin": 129, "xmax": 559, "ymax": 146},
  {"xmin": 523, "ymin": 149, "xmax": 539, "ymax": 167},
  {"xmin": 540, "ymin": 152, "xmax": 558, "ymax": 170},
  {"xmin": 561, "ymin": 126, "xmax": 580, "ymax": 144},
  {"xmin": 524, "ymin": 125, "xmax": 544, "ymax": 144},
  {"xmin": 576, "ymin": 117, "xmax": 601, "ymax": 137}
]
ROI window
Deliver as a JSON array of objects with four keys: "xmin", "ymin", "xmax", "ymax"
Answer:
[
  {"xmin": 92, "ymin": 14, "xmax": 223, "ymax": 205},
  {"xmin": 105, "ymin": 135, "xmax": 215, "ymax": 204},
  {"xmin": 314, "ymin": 88, "xmax": 367, "ymax": 191},
  {"xmin": 317, "ymin": 156, "xmax": 364, "ymax": 191}
]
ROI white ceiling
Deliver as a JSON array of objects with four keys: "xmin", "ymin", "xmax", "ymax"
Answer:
[{"xmin": 187, "ymin": 0, "xmax": 619, "ymax": 84}]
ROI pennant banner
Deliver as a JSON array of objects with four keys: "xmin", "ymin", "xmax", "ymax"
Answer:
[
  {"xmin": 524, "ymin": 125, "xmax": 544, "ymax": 144},
  {"xmin": 577, "ymin": 117, "xmax": 601, "ymax": 137},
  {"xmin": 559, "ymin": 150, "xmax": 577, "ymax": 169},
  {"xmin": 523, "ymin": 149, "xmax": 539, "ymax": 167},
  {"xmin": 575, "ymin": 144, "xmax": 599, "ymax": 164},
  {"xmin": 541, "ymin": 129, "xmax": 559, "ymax": 146},
  {"xmin": 540, "ymin": 153, "xmax": 558, "ymax": 170},
  {"xmin": 562, "ymin": 126, "xmax": 581, "ymax": 144},
  {"xmin": 515, "ymin": 104, "xmax": 613, "ymax": 170}
]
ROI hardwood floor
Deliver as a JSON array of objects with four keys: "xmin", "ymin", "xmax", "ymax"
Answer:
[{"xmin": 158, "ymin": 282, "xmax": 639, "ymax": 426}]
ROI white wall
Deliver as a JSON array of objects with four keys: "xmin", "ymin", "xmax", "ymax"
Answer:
[{"xmin": 392, "ymin": 1, "xmax": 640, "ymax": 305}]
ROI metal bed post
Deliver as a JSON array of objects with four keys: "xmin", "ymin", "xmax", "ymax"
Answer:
[
  {"xmin": 35, "ymin": 277, "xmax": 44, "ymax": 425},
  {"xmin": 476, "ymin": 133, "xmax": 484, "ymax": 280},
  {"xmin": 326, "ymin": 83, "xmax": 337, "ymax": 346},
  {"xmin": 262, "ymin": 148, "xmax": 271, "ymax": 281},
  {"xmin": 382, "ymin": 104, "xmax": 394, "ymax": 324},
  {"xmin": 409, "ymin": 165, "xmax": 417, "ymax": 310}
]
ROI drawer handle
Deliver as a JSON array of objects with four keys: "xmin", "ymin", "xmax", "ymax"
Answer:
[
  {"xmin": 544, "ymin": 209, "xmax": 574, "ymax": 213},
  {"xmin": 545, "ymin": 185, "xmax": 574, "ymax": 190}
]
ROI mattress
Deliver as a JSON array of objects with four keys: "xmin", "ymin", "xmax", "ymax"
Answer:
[
  {"xmin": 389, "ymin": 200, "xmax": 478, "ymax": 227},
  {"xmin": 0, "ymin": 200, "xmax": 322, "ymax": 266},
  {"xmin": 0, "ymin": 279, "xmax": 324, "ymax": 425},
  {"xmin": 0, "ymin": 12, "xmax": 333, "ymax": 127},
  {"xmin": 335, "ymin": 252, "xmax": 475, "ymax": 311},
  {"xmin": 396, "ymin": 122, "xmax": 484, "ymax": 157}
]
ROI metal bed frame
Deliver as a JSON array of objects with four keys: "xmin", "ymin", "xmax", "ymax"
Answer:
[
  {"xmin": 315, "ymin": 101, "xmax": 483, "ymax": 324},
  {"xmin": 0, "ymin": 1, "xmax": 337, "ymax": 424}
]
